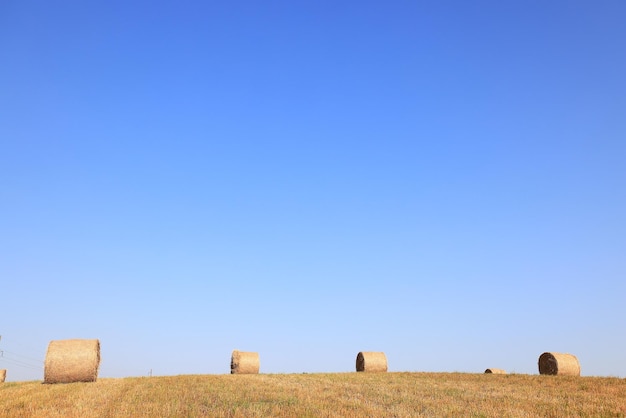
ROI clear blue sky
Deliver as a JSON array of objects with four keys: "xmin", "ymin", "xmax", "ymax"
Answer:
[{"xmin": 1, "ymin": 1, "xmax": 625, "ymax": 381}]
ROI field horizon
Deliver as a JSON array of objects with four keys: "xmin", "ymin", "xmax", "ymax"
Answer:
[{"xmin": 2, "ymin": 371, "xmax": 625, "ymax": 417}]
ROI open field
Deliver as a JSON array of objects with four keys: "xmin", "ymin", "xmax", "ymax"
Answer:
[{"xmin": 1, "ymin": 372, "xmax": 625, "ymax": 417}]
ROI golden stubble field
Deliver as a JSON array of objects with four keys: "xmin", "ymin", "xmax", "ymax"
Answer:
[{"xmin": 1, "ymin": 372, "xmax": 625, "ymax": 417}]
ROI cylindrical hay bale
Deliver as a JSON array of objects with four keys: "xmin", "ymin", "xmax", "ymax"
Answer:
[
  {"xmin": 356, "ymin": 351, "xmax": 387, "ymax": 372},
  {"xmin": 230, "ymin": 350, "xmax": 260, "ymax": 374},
  {"xmin": 0, "ymin": 369, "xmax": 6, "ymax": 383},
  {"xmin": 484, "ymin": 368, "xmax": 506, "ymax": 374},
  {"xmin": 44, "ymin": 339, "xmax": 101, "ymax": 384},
  {"xmin": 538, "ymin": 352, "xmax": 580, "ymax": 376}
]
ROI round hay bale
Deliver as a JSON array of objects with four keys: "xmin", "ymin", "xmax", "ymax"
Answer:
[
  {"xmin": 230, "ymin": 350, "xmax": 259, "ymax": 374},
  {"xmin": 0, "ymin": 369, "xmax": 6, "ymax": 383},
  {"xmin": 538, "ymin": 352, "xmax": 580, "ymax": 376},
  {"xmin": 44, "ymin": 339, "xmax": 100, "ymax": 384},
  {"xmin": 356, "ymin": 351, "xmax": 387, "ymax": 372},
  {"xmin": 484, "ymin": 368, "xmax": 506, "ymax": 374}
]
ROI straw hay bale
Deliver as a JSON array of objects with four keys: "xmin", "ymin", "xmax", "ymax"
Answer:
[
  {"xmin": 356, "ymin": 351, "xmax": 387, "ymax": 372},
  {"xmin": 0, "ymin": 369, "xmax": 5, "ymax": 383},
  {"xmin": 230, "ymin": 350, "xmax": 259, "ymax": 374},
  {"xmin": 44, "ymin": 339, "xmax": 100, "ymax": 384},
  {"xmin": 484, "ymin": 368, "xmax": 506, "ymax": 374},
  {"xmin": 538, "ymin": 352, "xmax": 580, "ymax": 376}
]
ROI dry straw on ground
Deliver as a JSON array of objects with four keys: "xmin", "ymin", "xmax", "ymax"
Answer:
[
  {"xmin": 0, "ymin": 369, "xmax": 6, "ymax": 383},
  {"xmin": 484, "ymin": 368, "xmax": 506, "ymax": 374},
  {"xmin": 538, "ymin": 352, "xmax": 580, "ymax": 376},
  {"xmin": 230, "ymin": 350, "xmax": 260, "ymax": 374},
  {"xmin": 356, "ymin": 351, "xmax": 388, "ymax": 372},
  {"xmin": 44, "ymin": 339, "xmax": 101, "ymax": 384}
]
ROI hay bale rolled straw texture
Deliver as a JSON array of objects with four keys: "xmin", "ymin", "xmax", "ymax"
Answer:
[
  {"xmin": 230, "ymin": 350, "xmax": 260, "ymax": 374},
  {"xmin": 538, "ymin": 352, "xmax": 580, "ymax": 376},
  {"xmin": 484, "ymin": 368, "xmax": 506, "ymax": 374},
  {"xmin": 44, "ymin": 339, "xmax": 101, "ymax": 384},
  {"xmin": 0, "ymin": 369, "xmax": 6, "ymax": 383},
  {"xmin": 356, "ymin": 351, "xmax": 388, "ymax": 372}
]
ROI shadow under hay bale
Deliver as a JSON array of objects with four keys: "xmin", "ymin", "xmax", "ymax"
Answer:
[
  {"xmin": 538, "ymin": 352, "xmax": 580, "ymax": 376},
  {"xmin": 356, "ymin": 351, "xmax": 387, "ymax": 372},
  {"xmin": 230, "ymin": 350, "xmax": 260, "ymax": 374},
  {"xmin": 484, "ymin": 368, "xmax": 506, "ymax": 374},
  {"xmin": 44, "ymin": 339, "xmax": 100, "ymax": 384},
  {"xmin": 0, "ymin": 369, "xmax": 5, "ymax": 383}
]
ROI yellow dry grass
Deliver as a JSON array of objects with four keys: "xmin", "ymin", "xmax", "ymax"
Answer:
[{"xmin": 1, "ymin": 372, "xmax": 625, "ymax": 417}]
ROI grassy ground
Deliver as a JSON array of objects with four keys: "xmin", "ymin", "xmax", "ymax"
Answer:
[{"xmin": 1, "ymin": 372, "xmax": 625, "ymax": 417}]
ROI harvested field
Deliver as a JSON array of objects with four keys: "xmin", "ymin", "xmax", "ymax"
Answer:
[{"xmin": 1, "ymin": 372, "xmax": 624, "ymax": 417}]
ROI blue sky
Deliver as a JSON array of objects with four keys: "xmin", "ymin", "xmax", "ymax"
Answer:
[{"xmin": 1, "ymin": 1, "xmax": 625, "ymax": 381}]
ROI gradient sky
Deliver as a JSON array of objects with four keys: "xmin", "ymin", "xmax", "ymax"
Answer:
[{"xmin": 1, "ymin": 1, "xmax": 625, "ymax": 381}]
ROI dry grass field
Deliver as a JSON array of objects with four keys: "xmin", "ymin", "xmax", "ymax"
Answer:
[{"xmin": 1, "ymin": 372, "xmax": 625, "ymax": 417}]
